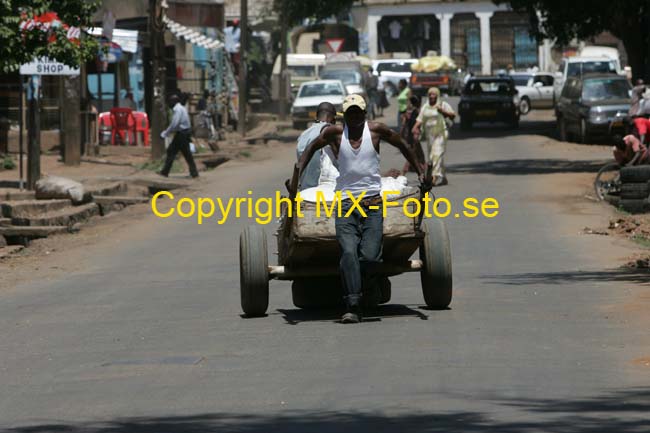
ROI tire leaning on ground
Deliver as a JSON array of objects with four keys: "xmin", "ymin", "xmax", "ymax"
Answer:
[
  {"xmin": 420, "ymin": 218, "xmax": 453, "ymax": 309},
  {"xmin": 620, "ymin": 182, "xmax": 650, "ymax": 200},
  {"xmin": 620, "ymin": 166, "xmax": 650, "ymax": 183},
  {"xmin": 239, "ymin": 225, "xmax": 269, "ymax": 317},
  {"xmin": 620, "ymin": 199, "xmax": 650, "ymax": 214}
]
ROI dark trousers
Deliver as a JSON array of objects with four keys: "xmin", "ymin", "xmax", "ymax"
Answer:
[
  {"xmin": 335, "ymin": 198, "xmax": 384, "ymax": 308},
  {"xmin": 161, "ymin": 130, "xmax": 199, "ymax": 177}
]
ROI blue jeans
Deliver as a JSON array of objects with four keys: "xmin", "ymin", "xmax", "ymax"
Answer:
[{"xmin": 335, "ymin": 198, "xmax": 384, "ymax": 308}]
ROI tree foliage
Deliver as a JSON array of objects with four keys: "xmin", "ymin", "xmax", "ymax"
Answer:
[
  {"xmin": 274, "ymin": 0, "xmax": 356, "ymax": 27},
  {"xmin": 0, "ymin": 0, "xmax": 101, "ymax": 73},
  {"xmin": 495, "ymin": 0, "xmax": 650, "ymax": 78}
]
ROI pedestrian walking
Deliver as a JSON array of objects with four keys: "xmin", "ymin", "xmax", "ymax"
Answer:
[
  {"xmin": 396, "ymin": 79, "xmax": 411, "ymax": 132},
  {"xmin": 159, "ymin": 94, "xmax": 199, "ymax": 178},
  {"xmin": 365, "ymin": 67, "xmax": 379, "ymax": 120},
  {"xmin": 412, "ymin": 87, "xmax": 455, "ymax": 186},
  {"xmin": 400, "ymin": 95, "xmax": 425, "ymax": 174},
  {"xmin": 298, "ymin": 94, "xmax": 423, "ymax": 323}
]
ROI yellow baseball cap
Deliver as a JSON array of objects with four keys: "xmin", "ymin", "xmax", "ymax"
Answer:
[{"xmin": 342, "ymin": 94, "xmax": 367, "ymax": 113}]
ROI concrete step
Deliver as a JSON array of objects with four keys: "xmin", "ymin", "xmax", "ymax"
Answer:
[
  {"xmin": 0, "ymin": 189, "xmax": 36, "ymax": 201},
  {"xmin": 0, "ymin": 218, "xmax": 11, "ymax": 227},
  {"xmin": 94, "ymin": 195, "xmax": 149, "ymax": 215},
  {"xmin": 0, "ymin": 226, "xmax": 69, "ymax": 245},
  {"xmin": 85, "ymin": 181, "xmax": 128, "ymax": 197},
  {"xmin": 1, "ymin": 199, "xmax": 72, "ymax": 218},
  {"xmin": 12, "ymin": 202, "xmax": 99, "ymax": 227}
]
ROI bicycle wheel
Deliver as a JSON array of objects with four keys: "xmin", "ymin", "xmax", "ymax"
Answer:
[{"xmin": 594, "ymin": 162, "xmax": 621, "ymax": 201}]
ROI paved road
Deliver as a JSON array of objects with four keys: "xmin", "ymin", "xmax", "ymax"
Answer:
[{"xmin": 1, "ymin": 102, "xmax": 649, "ymax": 432}]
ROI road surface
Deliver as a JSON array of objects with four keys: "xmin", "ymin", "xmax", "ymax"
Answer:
[{"xmin": 1, "ymin": 103, "xmax": 649, "ymax": 432}]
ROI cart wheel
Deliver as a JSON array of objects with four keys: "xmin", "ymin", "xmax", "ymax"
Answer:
[
  {"xmin": 239, "ymin": 225, "xmax": 269, "ymax": 316},
  {"xmin": 379, "ymin": 277, "xmax": 392, "ymax": 304},
  {"xmin": 420, "ymin": 218, "xmax": 453, "ymax": 309},
  {"xmin": 292, "ymin": 278, "xmax": 343, "ymax": 309}
]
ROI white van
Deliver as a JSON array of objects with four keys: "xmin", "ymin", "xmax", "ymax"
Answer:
[
  {"xmin": 553, "ymin": 55, "xmax": 622, "ymax": 102},
  {"xmin": 271, "ymin": 54, "xmax": 326, "ymax": 101}
]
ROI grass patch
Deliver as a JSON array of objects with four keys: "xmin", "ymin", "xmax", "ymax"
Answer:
[
  {"xmin": 239, "ymin": 150, "xmax": 251, "ymax": 158},
  {"xmin": 632, "ymin": 235, "xmax": 650, "ymax": 249},
  {"xmin": 137, "ymin": 158, "xmax": 182, "ymax": 174},
  {"xmin": 3, "ymin": 155, "xmax": 15, "ymax": 170}
]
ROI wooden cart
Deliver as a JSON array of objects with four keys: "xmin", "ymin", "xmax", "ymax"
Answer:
[{"xmin": 239, "ymin": 173, "xmax": 452, "ymax": 316}]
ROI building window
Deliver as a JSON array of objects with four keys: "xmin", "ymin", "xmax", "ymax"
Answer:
[
  {"xmin": 377, "ymin": 15, "xmax": 440, "ymax": 57},
  {"xmin": 451, "ymin": 13, "xmax": 480, "ymax": 71},
  {"xmin": 491, "ymin": 12, "xmax": 538, "ymax": 71}
]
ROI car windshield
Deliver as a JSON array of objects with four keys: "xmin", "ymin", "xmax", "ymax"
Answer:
[
  {"xmin": 376, "ymin": 63, "xmax": 413, "ymax": 74},
  {"xmin": 465, "ymin": 80, "xmax": 514, "ymax": 94},
  {"xmin": 582, "ymin": 78, "xmax": 630, "ymax": 101},
  {"xmin": 511, "ymin": 75, "xmax": 532, "ymax": 86},
  {"xmin": 567, "ymin": 61, "xmax": 617, "ymax": 77},
  {"xmin": 299, "ymin": 82, "xmax": 344, "ymax": 98},
  {"xmin": 288, "ymin": 65, "xmax": 317, "ymax": 77},
  {"xmin": 321, "ymin": 70, "xmax": 362, "ymax": 85}
]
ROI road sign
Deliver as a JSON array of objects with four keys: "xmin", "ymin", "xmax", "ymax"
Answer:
[
  {"xmin": 326, "ymin": 38, "xmax": 345, "ymax": 53},
  {"xmin": 20, "ymin": 58, "xmax": 80, "ymax": 76}
]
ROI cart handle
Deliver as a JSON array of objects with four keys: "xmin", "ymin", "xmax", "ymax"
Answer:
[{"xmin": 286, "ymin": 163, "xmax": 300, "ymax": 199}]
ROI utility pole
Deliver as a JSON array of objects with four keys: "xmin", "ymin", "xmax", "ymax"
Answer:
[
  {"xmin": 62, "ymin": 75, "xmax": 81, "ymax": 165},
  {"xmin": 238, "ymin": 0, "xmax": 248, "ymax": 136},
  {"xmin": 149, "ymin": 0, "xmax": 167, "ymax": 160},
  {"xmin": 26, "ymin": 76, "xmax": 40, "ymax": 190},
  {"xmin": 278, "ymin": 0, "xmax": 288, "ymax": 120}
]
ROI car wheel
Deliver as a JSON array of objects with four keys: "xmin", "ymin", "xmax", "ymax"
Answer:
[
  {"xmin": 460, "ymin": 117, "xmax": 472, "ymax": 130},
  {"xmin": 558, "ymin": 117, "xmax": 568, "ymax": 142},
  {"xmin": 578, "ymin": 118, "xmax": 589, "ymax": 144},
  {"xmin": 519, "ymin": 97, "xmax": 531, "ymax": 115},
  {"xmin": 509, "ymin": 116, "xmax": 520, "ymax": 129}
]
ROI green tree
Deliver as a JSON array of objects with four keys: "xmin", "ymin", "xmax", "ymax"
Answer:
[
  {"xmin": 274, "ymin": 0, "xmax": 355, "ymax": 26},
  {"xmin": 0, "ymin": 0, "xmax": 101, "ymax": 73},
  {"xmin": 495, "ymin": 0, "xmax": 650, "ymax": 79}
]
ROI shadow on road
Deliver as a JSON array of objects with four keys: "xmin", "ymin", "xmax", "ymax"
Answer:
[
  {"xmin": 277, "ymin": 304, "xmax": 429, "ymax": 325},
  {"xmin": 6, "ymin": 388, "xmax": 650, "ymax": 432},
  {"xmin": 451, "ymin": 119, "xmax": 558, "ymax": 141},
  {"xmin": 448, "ymin": 158, "xmax": 605, "ymax": 176},
  {"xmin": 483, "ymin": 268, "xmax": 650, "ymax": 286}
]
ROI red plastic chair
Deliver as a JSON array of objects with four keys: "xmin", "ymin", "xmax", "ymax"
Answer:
[
  {"xmin": 133, "ymin": 111, "xmax": 150, "ymax": 146},
  {"xmin": 109, "ymin": 108, "xmax": 136, "ymax": 145}
]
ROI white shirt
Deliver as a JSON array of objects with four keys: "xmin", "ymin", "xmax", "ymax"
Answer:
[
  {"xmin": 224, "ymin": 26, "xmax": 241, "ymax": 53},
  {"xmin": 388, "ymin": 21, "xmax": 402, "ymax": 39}
]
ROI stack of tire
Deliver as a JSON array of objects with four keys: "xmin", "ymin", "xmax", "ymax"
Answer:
[{"xmin": 620, "ymin": 166, "xmax": 650, "ymax": 213}]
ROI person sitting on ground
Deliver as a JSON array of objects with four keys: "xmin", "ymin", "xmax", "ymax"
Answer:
[{"xmin": 614, "ymin": 134, "xmax": 650, "ymax": 166}]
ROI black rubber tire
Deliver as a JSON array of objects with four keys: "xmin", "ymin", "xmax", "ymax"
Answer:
[
  {"xmin": 594, "ymin": 162, "xmax": 621, "ymax": 201},
  {"xmin": 460, "ymin": 118, "xmax": 472, "ymax": 130},
  {"xmin": 578, "ymin": 118, "xmax": 590, "ymax": 144},
  {"xmin": 239, "ymin": 226, "xmax": 269, "ymax": 316},
  {"xmin": 291, "ymin": 278, "xmax": 343, "ymax": 309},
  {"xmin": 620, "ymin": 199, "xmax": 650, "ymax": 214},
  {"xmin": 519, "ymin": 97, "xmax": 531, "ymax": 115},
  {"xmin": 379, "ymin": 277, "xmax": 391, "ymax": 304},
  {"xmin": 420, "ymin": 218, "xmax": 453, "ymax": 309},
  {"xmin": 621, "ymin": 182, "xmax": 650, "ymax": 200},
  {"xmin": 620, "ymin": 166, "xmax": 650, "ymax": 183},
  {"xmin": 558, "ymin": 117, "xmax": 568, "ymax": 142}
]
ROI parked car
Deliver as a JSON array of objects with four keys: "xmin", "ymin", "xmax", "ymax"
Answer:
[
  {"xmin": 290, "ymin": 79, "xmax": 347, "ymax": 129},
  {"xmin": 320, "ymin": 62, "xmax": 367, "ymax": 100},
  {"xmin": 510, "ymin": 72, "xmax": 555, "ymax": 114},
  {"xmin": 555, "ymin": 73, "xmax": 631, "ymax": 143},
  {"xmin": 553, "ymin": 56, "xmax": 621, "ymax": 103},
  {"xmin": 458, "ymin": 77, "xmax": 520, "ymax": 130},
  {"xmin": 410, "ymin": 70, "xmax": 455, "ymax": 97},
  {"xmin": 372, "ymin": 59, "xmax": 418, "ymax": 96}
]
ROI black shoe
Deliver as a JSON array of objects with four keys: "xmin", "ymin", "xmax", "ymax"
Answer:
[
  {"xmin": 156, "ymin": 171, "xmax": 168, "ymax": 177},
  {"xmin": 341, "ymin": 312, "xmax": 360, "ymax": 324}
]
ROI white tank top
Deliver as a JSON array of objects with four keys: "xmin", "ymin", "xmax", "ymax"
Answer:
[{"xmin": 336, "ymin": 122, "xmax": 381, "ymax": 197}]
